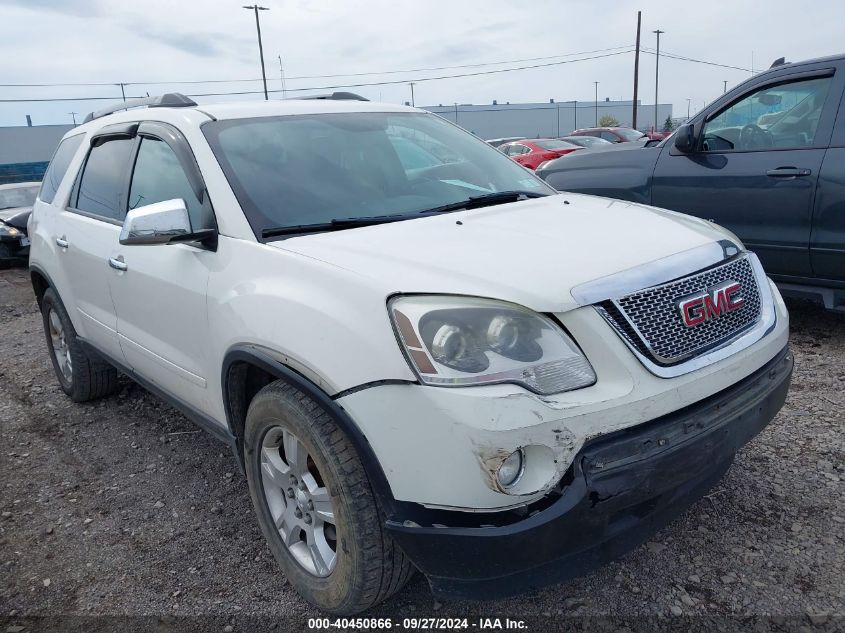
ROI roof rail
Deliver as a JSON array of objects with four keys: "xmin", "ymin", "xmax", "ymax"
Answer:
[
  {"xmin": 292, "ymin": 92, "xmax": 369, "ymax": 102},
  {"xmin": 769, "ymin": 57, "xmax": 787, "ymax": 69},
  {"xmin": 83, "ymin": 93, "xmax": 197, "ymax": 124}
]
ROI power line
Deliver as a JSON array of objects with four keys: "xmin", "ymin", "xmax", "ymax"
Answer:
[
  {"xmin": 641, "ymin": 48, "xmax": 752, "ymax": 73},
  {"xmin": 0, "ymin": 45, "xmax": 634, "ymax": 88},
  {"xmin": 0, "ymin": 49, "xmax": 635, "ymax": 103}
]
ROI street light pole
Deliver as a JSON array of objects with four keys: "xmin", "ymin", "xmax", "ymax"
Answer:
[
  {"xmin": 594, "ymin": 81, "xmax": 599, "ymax": 126},
  {"xmin": 686, "ymin": 98, "xmax": 691, "ymax": 120},
  {"xmin": 409, "ymin": 82, "xmax": 416, "ymax": 107},
  {"xmin": 453, "ymin": 102, "xmax": 458, "ymax": 124},
  {"xmin": 723, "ymin": 80, "xmax": 728, "ymax": 94},
  {"xmin": 653, "ymin": 29, "xmax": 664, "ymax": 133},
  {"xmin": 243, "ymin": 5, "xmax": 270, "ymax": 100},
  {"xmin": 69, "ymin": 112, "xmax": 78, "ymax": 125}
]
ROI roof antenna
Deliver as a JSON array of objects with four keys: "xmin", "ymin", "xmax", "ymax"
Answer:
[{"xmin": 769, "ymin": 57, "xmax": 786, "ymax": 68}]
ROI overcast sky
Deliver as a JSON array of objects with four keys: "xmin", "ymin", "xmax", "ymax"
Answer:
[{"xmin": 1, "ymin": 0, "xmax": 843, "ymax": 128}]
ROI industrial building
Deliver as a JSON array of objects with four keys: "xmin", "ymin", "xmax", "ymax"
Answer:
[
  {"xmin": 425, "ymin": 99, "xmax": 673, "ymax": 140},
  {"xmin": 0, "ymin": 124, "xmax": 73, "ymax": 184}
]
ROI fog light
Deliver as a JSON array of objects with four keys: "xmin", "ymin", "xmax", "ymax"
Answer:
[{"xmin": 496, "ymin": 449, "xmax": 524, "ymax": 489}]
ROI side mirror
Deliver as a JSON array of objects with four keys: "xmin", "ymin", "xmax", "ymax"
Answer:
[
  {"xmin": 673, "ymin": 124, "xmax": 697, "ymax": 153},
  {"xmin": 119, "ymin": 198, "xmax": 214, "ymax": 246}
]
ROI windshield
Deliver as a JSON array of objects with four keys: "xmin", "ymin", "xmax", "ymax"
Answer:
[
  {"xmin": 203, "ymin": 112, "xmax": 553, "ymax": 238},
  {"xmin": 616, "ymin": 128, "xmax": 646, "ymax": 141},
  {"xmin": 0, "ymin": 185, "xmax": 39, "ymax": 210},
  {"xmin": 534, "ymin": 139, "xmax": 577, "ymax": 150},
  {"xmin": 562, "ymin": 136, "xmax": 611, "ymax": 147}
]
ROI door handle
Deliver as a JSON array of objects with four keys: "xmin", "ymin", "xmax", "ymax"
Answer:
[
  {"xmin": 55, "ymin": 237, "xmax": 68, "ymax": 249},
  {"xmin": 766, "ymin": 167, "xmax": 812, "ymax": 178},
  {"xmin": 108, "ymin": 257, "xmax": 128, "ymax": 272}
]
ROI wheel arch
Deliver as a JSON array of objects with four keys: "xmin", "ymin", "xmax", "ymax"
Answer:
[
  {"xmin": 29, "ymin": 264, "xmax": 53, "ymax": 309},
  {"xmin": 222, "ymin": 345, "xmax": 398, "ymax": 513}
]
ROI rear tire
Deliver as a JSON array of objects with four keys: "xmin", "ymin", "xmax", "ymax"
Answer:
[
  {"xmin": 244, "ymin": 380, "xmax": 414, "ymax": 614},
  {"xmin": 41, "ymin": 287, "xmax": 118, "ymax": 402}
]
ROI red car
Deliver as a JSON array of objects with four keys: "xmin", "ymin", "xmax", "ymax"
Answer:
[
  {"xmin": 499, "ymin": 139, "xmax": 582, "ymax": 170},
  {"xmin": 569, "ymin": 127, "xmax": 646, "ymax": 143}
]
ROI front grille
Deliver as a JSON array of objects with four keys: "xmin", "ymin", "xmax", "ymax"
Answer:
[{"xmin": 600, "ymin": 256, "xmax": 762, "ymax": 366}]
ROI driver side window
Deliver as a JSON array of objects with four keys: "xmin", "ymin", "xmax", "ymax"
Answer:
[{"xmin": 701, "ymin": 76, "xmax": 832, "ymax": 152}]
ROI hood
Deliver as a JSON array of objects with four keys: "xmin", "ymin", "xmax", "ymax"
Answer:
[
  {"xmin": 269, "ymin": 194, "xmax": 734, "ymax": 312},
  {"xmin": 534, "ymin": 141, "xmax": 661, "ymax": 190},
  {"xmin": 0, "ymin": 207, "xmax": 32, "ymax": 230}
]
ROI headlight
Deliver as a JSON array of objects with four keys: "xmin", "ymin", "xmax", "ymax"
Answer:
[
  {"xmin": 389, "ymin": 296, "xmax": 596, "ymax": 395},
  {"xmin": 0, "ymin": 223, "xmax": 20, "ymax": 237}
]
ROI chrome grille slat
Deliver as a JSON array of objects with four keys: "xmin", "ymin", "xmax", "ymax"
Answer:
[{"xmin": 602, "ymin": 256, "xmax": 762, "ymax": 366}]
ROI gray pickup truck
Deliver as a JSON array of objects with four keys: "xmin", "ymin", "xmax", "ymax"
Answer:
[{"xmin": 537, "ymin": 54, "xmax": 845, "ymax": 312}]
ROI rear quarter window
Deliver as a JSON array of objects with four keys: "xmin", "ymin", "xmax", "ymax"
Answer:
[{"xmin": 39, "ymin": 134, "xmax": 84, "ymax": 204}]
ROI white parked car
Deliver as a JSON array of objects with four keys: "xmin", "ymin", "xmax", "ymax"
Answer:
[{"xmin": 29, "ymin": 93, "xmax": 792, "ymax": 614}]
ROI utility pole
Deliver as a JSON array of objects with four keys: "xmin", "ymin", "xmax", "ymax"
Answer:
[
  {"xmin": 408, "ymin": 82, "xmax": 416, "ymax": 107},
  {"xmin": 686, "ymin": 98, "xmax": 691, "ymax": 120},
  {"xmin": 632, "ymin": 10, "xmax": 641, "ymax": 129},
  {"xmin": 653, "ymin": 29, "xmax": 664, "ymax": 133},
  {"xmin": 594, "ymin": 81, "xmax": 599, "ymax": 126},
  {"xmin": 573, "ymin": 100, "xmax": 577, "ymax": 130},
  {"xmin": 243, "ymin": 5, "xmax": 270, "ymax": 100},
  {"xmin": 723, "ymin": 80, "xmax": 728, "ymax": 94},
  {"xmin": 278, "ymin": 55, "xmax": 287, "ymax": 98},
  {"xmin": 69, "ymin": 112, "xmax": 78, "ymax": 125},
  {"xmin": 453, "ymin": 102, "xmax": 458, "ymax": 124},
  {"xmin": 116, "ymin": 83, "xmax": 126, "ymax": 102}
]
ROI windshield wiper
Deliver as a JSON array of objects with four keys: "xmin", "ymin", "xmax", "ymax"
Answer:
[
  {"xmin": 261, "ymin": 214, "xmax": 416, "ymax": 238},
  {"xmin": 261, "ymin": 191, "xmax": 549, "ymax": 238},
  {"xmin": 416, "ymin": 190, "xmax": 548, "ymax": 215}
]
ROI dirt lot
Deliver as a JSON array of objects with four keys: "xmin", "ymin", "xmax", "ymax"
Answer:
[{"xmin": 1, "ymin": 265, "xmax": 843, "ymax": 631}]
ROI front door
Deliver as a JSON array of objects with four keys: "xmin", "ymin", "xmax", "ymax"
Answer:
[
  {"xmin": 106, "ymin": 125, "xmax": 218, "ymax": 415},
  {"xmin": 652, "ymin": 69, "xmax": 840, "ymax": 278}
]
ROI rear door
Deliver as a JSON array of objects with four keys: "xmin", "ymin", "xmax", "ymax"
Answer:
[
  {"xmin": 652, "ymin": 65, "xmax": 842, "ymax": 278},
  {"xmin": 811, "ymin": 86, "xmax": 845, "ymax": 281},
  {"xmin": 106, "ymin": 122, "xmax": 217, "ymax": 414},
  {"xmin": 59, "ymin": 130, "xmax": 136, "ymax": 363}
]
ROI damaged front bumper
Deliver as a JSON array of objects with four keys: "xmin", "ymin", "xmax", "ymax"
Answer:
[{"xmin": 385, "ymin": 346, "xmax": 792, "ymax": 600}]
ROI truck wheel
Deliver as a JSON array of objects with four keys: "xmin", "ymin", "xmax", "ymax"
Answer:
[
  {"xmin": 40, "ymin": 287, "xmax": 118, "ymax": 402},
  {"xmin": 244, "ymin": 380, "xmax": 414, "ymax": 614}
]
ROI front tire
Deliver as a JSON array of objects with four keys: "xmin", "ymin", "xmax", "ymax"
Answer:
[
  {"xmin": 244, "ymin": 380, "xmax": 414, "ymax": 614},
  {"xmin": 40, "ymin": 287, "xmax": 118, "ymax": 402}
]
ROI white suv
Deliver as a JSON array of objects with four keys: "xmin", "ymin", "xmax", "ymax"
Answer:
[{"xmin": 29, "ymin": 93, "xmax": 792, "ymax": 614}]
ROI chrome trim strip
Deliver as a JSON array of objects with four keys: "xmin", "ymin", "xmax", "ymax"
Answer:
[
  {"xmin": 595, "ymin": 253, "xmax": 777, "ymax": 378},
  {"xmin": 570, "ymin": 239, "xmax": 742, "ymax": 305}
]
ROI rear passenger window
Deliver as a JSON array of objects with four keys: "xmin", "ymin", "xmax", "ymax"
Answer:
[
  {"xmin": 39, "ymin": 134, "xmax": 84, "ymax": 204},
  {"xmin": 73, "ymin": 138, "xmax": 135, "ymax": 221},
  {"xmin": 128, "ymin": 137, "xmax": 209, "ymax": 229}
]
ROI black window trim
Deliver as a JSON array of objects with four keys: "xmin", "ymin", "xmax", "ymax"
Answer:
[
  {"xmin": 67, "ymin": 133, "xmax": 138, "ymax": 225},
  {"xmin": 694, "ymin": 67, "xmax": 837, "ymax": 155}
]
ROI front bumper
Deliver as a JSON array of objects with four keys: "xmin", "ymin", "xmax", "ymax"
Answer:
[
  {"xmin": 0, "ymin": 233, "xmax": 29, "ymax": 259},
  {"xmin": 387, "ymin": 346, "xmax": 792, "ymax": 600}
]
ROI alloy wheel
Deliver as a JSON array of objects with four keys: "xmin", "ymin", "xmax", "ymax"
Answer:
[
  {"xmin": 48, "ymin": 309, "xmax": 72, "ymax": 383},
  {"xmin": 259, "ymin": 426, "xmax": 337, "ymax": 577}
]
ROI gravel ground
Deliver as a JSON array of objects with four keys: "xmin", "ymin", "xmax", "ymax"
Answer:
[{"xmin": 1, "ymin": 265, "xmax": 843, "ymax": 632}]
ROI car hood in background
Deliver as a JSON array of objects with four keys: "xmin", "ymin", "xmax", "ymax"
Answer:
[
  {"xmin": 0, "ymin": 206, "xmax": 32, "ymax": 230},
  {"xmin": 270, "ymin": 194, "xmax": 733, "ymax": 313}
]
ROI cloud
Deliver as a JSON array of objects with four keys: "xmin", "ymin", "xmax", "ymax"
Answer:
[
  {"xmin": 130, "ymin": 23, "xmax": 247, "ymax": 59},
  {"xmin": 0, "ymin": 0, "xmax": 101, "ymax": 16}
]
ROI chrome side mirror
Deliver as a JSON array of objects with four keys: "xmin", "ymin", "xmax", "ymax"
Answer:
[{"xmin": 120, "ymin": 198, "xmax": 209, "ymax": 246}]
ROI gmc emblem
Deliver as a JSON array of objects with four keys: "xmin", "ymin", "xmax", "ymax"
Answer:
[{"xmin": 677, "ymin": 281, "xmax": 745, "ymax": 327}]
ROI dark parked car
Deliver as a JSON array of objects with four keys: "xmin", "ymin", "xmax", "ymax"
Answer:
[
  {"xmin": 538, "ymin": 54, "xmax": 845, "ymax": 311},
  {"xmin": 569, "ymin": 126, "xmax": 646, "ymax": 143},
  {"xmin": 0, "ymin": 181, "xmax": 38, "ymax": 262},
  {"xmin": 557, "ymin": 135, "xmax": 614, "ymax": 149}
]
